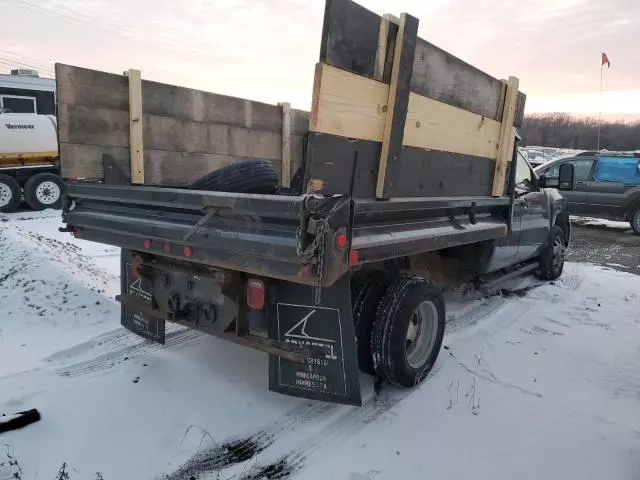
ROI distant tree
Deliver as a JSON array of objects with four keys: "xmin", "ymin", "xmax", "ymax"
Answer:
[{"xmin": 520, "ymin": 113, "xmax": 640, "ymax": 151}]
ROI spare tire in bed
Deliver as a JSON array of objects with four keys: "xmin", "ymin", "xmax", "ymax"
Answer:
[{"xmin": 190, "ymin": 159, "xmax": 279, "ymax": 193}]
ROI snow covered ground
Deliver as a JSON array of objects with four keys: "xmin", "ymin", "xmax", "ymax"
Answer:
[
  {"xmin": 1, "ymin": 211, "xmax": 640, "ymax": 480},
  {"xmin": 571, "ymin": 215, "xmax": 631, "ymax": 231}
]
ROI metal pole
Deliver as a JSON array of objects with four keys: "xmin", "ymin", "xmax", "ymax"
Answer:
[{"xmin": 597, "ymin": 63, "xmax": 603, "ymax": 151}]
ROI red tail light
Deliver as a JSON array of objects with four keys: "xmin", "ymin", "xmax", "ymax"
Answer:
[
  {"xmin": 335, "ymin": 231, "xmax": 348, "ymax": 250},
  {"xmin": 183, "ymin": 245, "xmax": 193, "ymax": 257},
  {"xmin": 246, "ymin": 278, "xmax": 265, "ymax": 310},
  {"xmin": 349, "ymin": 250, "xmax": 360, "ymax": 267},
  {"xmin": 143, "ymin": 239, "xmax": 152, "ymax": 249},
  {"xmin": 163, "ymin": 243, "xmax": 171, "ymax": 254}
]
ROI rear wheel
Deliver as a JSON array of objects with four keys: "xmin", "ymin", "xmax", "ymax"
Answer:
[
  {"xmin": 537, "ymin": 225, "xmax": 566, "ymax": 280},
  {"xmin": 371, "ymin": 276, "xmax": 445, "ymax": 387},
  {"xmin": 24, "ymin": 173, "xmax": 64, "ymax": 210},
  {"xmin": 629, "ymin": 208, "xmax": 640, "ymax": 235},
  {"xmin": 351, "ymin": 271, "xmax": 392, "ymax": 375},
  {"xmin": 0, "ymin": 174, "xmax": 21, "ymax": 213}
]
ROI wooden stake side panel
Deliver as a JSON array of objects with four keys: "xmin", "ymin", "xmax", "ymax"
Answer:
[
  {"xmin": 310, "ymin": 63, "xmax": 502, "ymax": 160},
  {"xmin": 303, "ymin": 132, "xmax": 498, "ymax": 198},
  {"xmin": 376, "ymin": 13, "xmax": 419, "ymax": 198},
  {"xmin": 56, "ymin": 64, "xmax": 308, "ymax": 184},
  {"xmin": 319, "ymin": 0, "xmax": 526, "ymax": 127}
]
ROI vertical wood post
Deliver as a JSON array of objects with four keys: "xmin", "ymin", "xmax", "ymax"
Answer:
[
  {"xmin": 492, "ymin": 76, "xmax": 519, "ymax": 196},
  {"xmin": 126, "ymin": 68, "xmax": 144, "ymax": 184},
  {"xmin": 279, "ymin": 102, "xmax": 292, "ymax": 187},
  {"xmin": 375, "ymin": 12, "xmax": 419, "ymax": 199},
  {"xmin": 374, "ymin": 13, "xmax": 399, "ymax": 82}
]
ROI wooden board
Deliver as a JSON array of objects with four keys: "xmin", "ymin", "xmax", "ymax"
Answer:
[
  {"xmin": 319, "ymin": 0, "xmax": 526, "ymax": 127},
  {"xmin": 304, "ymin": 132, "xmax": 497, "ymax": 198},
  {"xmin": 59, "ymin": 143, "xmax": 289, "ymax": 186},
  {"xmin": 492, "ymin": 77, "xmax": 519, "ymax": 196},
  {"xmin": 310, "ymin": 63, "xmax": 501, "ymax": 160},
  {"xmin": 126, "ymin": 69, "xmax": 144, "ymax": 183},
  {"xmin": 56, "ymin": 64, "xmax": 308, "ymax": 183},
  {"xmin": 279, "ymin": 102, "xmax": 292, "ymax": 187},
  {"xmin": 376, "ymin": 12, "xmax": 419, "ymax": 198}
]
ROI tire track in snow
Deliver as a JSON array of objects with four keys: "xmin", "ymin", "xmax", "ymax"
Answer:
[{"xmin": 54, "ymin": 327, "xmax": 202, "ymax": 377}]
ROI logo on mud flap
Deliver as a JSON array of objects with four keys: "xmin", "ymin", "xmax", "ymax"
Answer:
[
  {"xmin": 283, "ymin": 309, "xmax": 338, "ymax": 360},
  {"xmin": 123, "ymin": 262, "xmax": 163, "ymax": 343},
  {"xmin": 277, "ymin": 303, "xmax": 346, "ymax": 395},
  {"xmin": 129, "ymin": 277, "xmax": 152, "ymax": 303}
]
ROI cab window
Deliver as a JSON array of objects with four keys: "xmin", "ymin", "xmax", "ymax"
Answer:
[
  {"xmin": 545, "ymin": 159, "xmax": 594, "ymax": 182},
  {"xmin": 515, "ymin": 152, "xmax": 532, "ymax": 186}
]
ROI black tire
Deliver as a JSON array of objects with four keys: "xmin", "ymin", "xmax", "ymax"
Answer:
[
  {"xmin": 190, "ymin": 159, "xmax": 279, "ymax": 193},
  {"xmin": 537, "ymin": 225, "xmax": 566, "ymax": 281},
  {"xmin": 371, "ymin": 276, "xmax": 446, "ymax": 387},
  {"xmin": 351, "ymin": 271, "xmax": 392, "ymax": 375},
  {"xmin": 23, "ymin": 173, "xmax": 64, "ymax": 211},
  {"xmin": 629, "ymin": 207, "xmax": 640, "ymax": 235},
  {"xmin": 0, "ymin": 174, "xmax": 21, "ymax": 213}
]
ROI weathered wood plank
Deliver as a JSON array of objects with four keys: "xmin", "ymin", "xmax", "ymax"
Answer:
[
  {"xmin": 56, "ymin": 64, "xmax": 309, "ymax": 134},
  {"xmin": 279, "ymin": 102, "xmax": 292, "ymax": 187},
  {"xmin": 56, "ymin": 64, "xmax": 309, "ymax": 184},
  {"xmin": 318, "ymin": 0, "xmax": 526, "ymax": 126},
  {"xmin": 304, "ymin": 132, "xmax": 497, "ymax": 198},
  {"xmin": 376, "ymin": 13, "xmax": 419, "ymax": 199},
  {"xmin": 310, "ymin": 63, "xmax": 501, "ymax": 160},
  {"xmin": 374, "ymin": 14, "xmax": 396, "ymax": 81},
  {"xmin": 492, "ymin": 76, "xmax": 518, "ymax": 196},
  {"xmin": 60, "ymin": 143, "xmax": 285, "ymax": 185},
  {"xmin": 126, "ymin": 69, "xmax": 144, "ymax": 183}
]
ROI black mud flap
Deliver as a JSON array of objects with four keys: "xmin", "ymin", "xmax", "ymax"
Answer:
[
  {"xmin": 120, "ymin": 249, "xmax": 165, "ymax": 344},
  {"xmin": 268, "ymin": 274, "xmax": 362, "ymax": 406}
]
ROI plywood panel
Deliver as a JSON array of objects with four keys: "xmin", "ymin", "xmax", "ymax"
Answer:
[
  {"xmin": 310, "ymin": 63, "xmax": 501, "ymax": 160},
  {"xmin": 303, "ymin": 132, "xmax": 496, "ymax": 198},
  {"xmin": 318, "ymin": 0, "xmax": 526, "ymax": 126}
]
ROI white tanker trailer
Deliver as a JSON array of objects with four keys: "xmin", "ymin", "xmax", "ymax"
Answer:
[{"xmin": 0, "ymin": 112, "xmax": 63, "ymax": 213}]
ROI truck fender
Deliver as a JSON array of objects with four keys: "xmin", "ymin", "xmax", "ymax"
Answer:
[{"xmin": 547, "ymin": 191, "xmax": 571, "ymax": 246}]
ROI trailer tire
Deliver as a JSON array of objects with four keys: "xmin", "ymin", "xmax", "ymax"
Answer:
[
  {"xmin": 351, "ymin": 271, "xmax": 392, "ymax": 375},
  {"xmin": 190, "ymin": 159, "xmax": 279, "ymax": 194},
  {"xmin": 537, "ymin": 225, "xmax": 566, "ymax": 281},
  {"xmin": 371, "ymin": 276, "xmax": 445, "ymax": 387},
  {"xmin": 24, "ymin": 173, "xmax": 64, "ymax": 210},
  {"xmin": 0, "ymin": 174, "xmax": 21, "ymax": 213}
]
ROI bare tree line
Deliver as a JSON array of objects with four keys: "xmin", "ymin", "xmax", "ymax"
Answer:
[{"xmin": 521, "ymin": 113, "xmax": 640, "ymax": 151}]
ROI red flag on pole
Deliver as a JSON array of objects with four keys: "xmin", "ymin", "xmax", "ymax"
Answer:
[{"xmin": 602, "ymin": 52, "xmax": 611, "ymax": 68}]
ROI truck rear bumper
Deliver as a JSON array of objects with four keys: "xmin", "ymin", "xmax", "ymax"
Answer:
[{"xmin": 118, "ymin": 249, "xmax": 363, "ymax": 406}]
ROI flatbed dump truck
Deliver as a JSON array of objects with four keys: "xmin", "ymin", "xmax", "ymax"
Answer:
[{"xmin": 58, "ymin": 0, "xmax": 575, "ymax": 406}]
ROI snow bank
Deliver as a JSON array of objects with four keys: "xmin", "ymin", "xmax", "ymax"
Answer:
[{"xmin": 1, "ymin": 212, "xmax": 639, "ymax": 480}]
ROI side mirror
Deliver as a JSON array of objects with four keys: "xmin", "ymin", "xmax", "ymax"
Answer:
[
  {"xmin": 558, "ymin": 163, "xmax": 575, "ymax": 191},
  {"xmin": 537, "ymin": 175, "xmax": 548, "ymax": 188}
]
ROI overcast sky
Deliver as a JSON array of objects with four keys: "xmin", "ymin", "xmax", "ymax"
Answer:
[{"xmin": 3, "ymin": 0, "xmax": 639, "ymax": 121}]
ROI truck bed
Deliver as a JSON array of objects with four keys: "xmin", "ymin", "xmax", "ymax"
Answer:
[{"xmin": 65, "ymin": 183, "xmax": 511, "ymax": 287}]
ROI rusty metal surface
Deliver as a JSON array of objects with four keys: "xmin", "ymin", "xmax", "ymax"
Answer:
[{"xmin": 115, "ymin": 293, "xmax": 309, "ymax": 362}]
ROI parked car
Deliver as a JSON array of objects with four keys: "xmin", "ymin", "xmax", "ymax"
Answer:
[{"xmin": 535, "ymin": 152, "xmax": 640, "ymax": 233}]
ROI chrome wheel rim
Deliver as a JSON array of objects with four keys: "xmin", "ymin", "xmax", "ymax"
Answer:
[
  {"xmin": 0, "ymin": 183, "xmax": 13, "ymax": 207},
  {"xmin": 406, "ymin": 300, "xmax": 439, "ymax": 369},
  {"xmin": 35, "ymin": 181, "xmax": 60, "ymax": 205}
]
